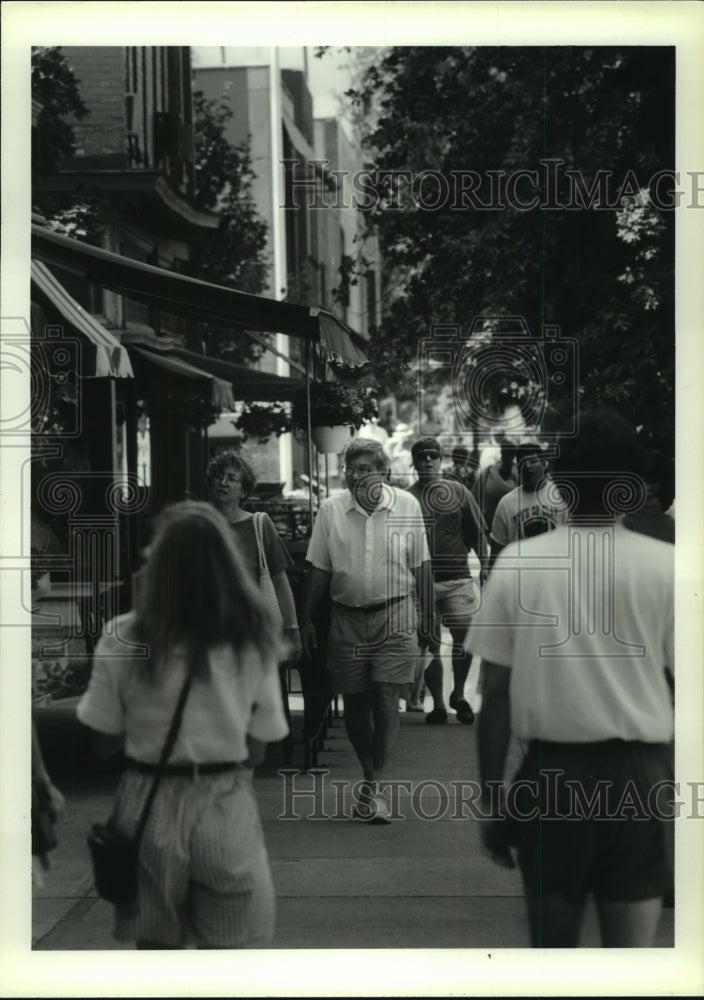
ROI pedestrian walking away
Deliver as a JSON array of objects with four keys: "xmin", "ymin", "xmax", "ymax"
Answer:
[
  {"xmin": 407, "ymin": 436, "xmax": 489, "ymax": 726},
  {"xmin": 467, "ymin": 409, "xmax": 675, "ymax": 948},
  {"xmin": 300, "ymin": 439, "xmax": 433, "ymax": 824},
  {"xmin": 77, "ymin": 501, "xmax": 290, "ymax": 949}
]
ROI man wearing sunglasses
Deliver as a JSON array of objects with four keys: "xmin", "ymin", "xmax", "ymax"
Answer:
[{"xmin": 407, "ymin": 436, "xmax": 489, "ymax": 725}]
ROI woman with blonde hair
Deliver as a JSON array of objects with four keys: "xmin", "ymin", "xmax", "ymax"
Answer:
[{"xmin": 77, "ymin": 501, "xmax": 289, "ymax": 949}]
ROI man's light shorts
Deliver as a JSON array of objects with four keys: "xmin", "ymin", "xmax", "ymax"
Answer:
[
  {"xmin": 434, "ymin": 577, "xmax": 479, "ymax": 628},
  {"xmin": 327, "ymin": 597, "xmax": 419, "ymax": 695}
]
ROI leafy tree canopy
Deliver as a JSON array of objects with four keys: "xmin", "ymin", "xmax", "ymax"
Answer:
[
  {"xmin": 343, "ymin": 46, "xmax": 674, "ymax": 453},
  {"xmin": 32, "ymin": 46, "xmax": 89, "ymax": 181},
  {"xmin": 192, "ymin": 88, "xmax": 270, "ymax": 366}
]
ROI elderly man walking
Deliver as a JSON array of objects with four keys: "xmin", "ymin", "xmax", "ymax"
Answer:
[{"xmin": 300, "ymin": 439, "xmax": 433, "ymax": 824}]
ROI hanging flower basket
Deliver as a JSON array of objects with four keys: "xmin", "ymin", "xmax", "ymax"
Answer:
[
  {"xmin": 292, "ymin": 380, "xmax": 379, "ymax": 453},
  {"xmin": 233, "ymin": 402, "xmax": 294, "ymax": 444},
  {"xmin": 311, "ymin": 424, "xmax": 355, "ymax": 453}
]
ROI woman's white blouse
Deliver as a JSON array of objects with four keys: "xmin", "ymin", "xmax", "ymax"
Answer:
[{"xmin": 77, "ymin": 613, "xmax": 289, "ymax": 763}]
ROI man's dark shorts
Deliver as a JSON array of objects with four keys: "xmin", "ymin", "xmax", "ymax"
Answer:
[{"xmin": 510, "ymin": 739, "xmax": 674, "ymax": 905}]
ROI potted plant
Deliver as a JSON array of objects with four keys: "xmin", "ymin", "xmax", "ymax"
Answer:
[
  {"xmin": 292, "ymin": 381, "xmax": 379, "ymax": 453},
  {"xmin": 234, "ymin": 402, "xmax": 294, "ymax": 444}
]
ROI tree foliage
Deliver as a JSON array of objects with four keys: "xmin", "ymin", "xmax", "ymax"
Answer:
[
  {"xmin": 31, "ymin": 46, "xmax": 108, "ymax": 237},
  {"xmin": 344, "ymin": 46, "xmax": 675, "ymax": 452},
  {"xmin": 31, "ymin": 46, "xmax": 89, "ymax": 180},
  {"xmin": 192, "ymin": 88, "xmax": 271, "ymax": 366}
]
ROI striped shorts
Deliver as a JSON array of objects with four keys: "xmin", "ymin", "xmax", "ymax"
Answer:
[{"xmin": 109, "ymin": 766, "xmax": 275, "ymax": 948}]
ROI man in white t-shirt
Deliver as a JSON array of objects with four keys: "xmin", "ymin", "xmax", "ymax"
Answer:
[
  {"xmin": 488, "ymin": 440, "xmax": 568, "ymax": 569},
  {"xmin": 466, "ymin": 409, "xmax": 674, "ymax": 948}
]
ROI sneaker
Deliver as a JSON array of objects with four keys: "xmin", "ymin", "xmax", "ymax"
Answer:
[
  {"xmin": 370, "ymin": 792, "xmax": 391, "ymax": 823},
  {"xmin": 406, "ymin": 700, "xmax": 425, "ymax": 712},
  {"xmin": 352, "ymin": 793, "xmax": 391, "ymax": 824},
  {"xmin": 449, "ymin": 692, "xmax": 475, "ymax": 725},
  {"xmin": 425, "ymin": 707, "xmax": 448, "ymax": 724}
]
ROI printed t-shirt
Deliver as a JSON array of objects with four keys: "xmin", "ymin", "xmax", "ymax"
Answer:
[{"xmin": 490, "ymin": 482, "xmax": 568, "ymax": 546}]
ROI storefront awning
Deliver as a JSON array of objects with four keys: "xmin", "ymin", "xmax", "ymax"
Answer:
[
  {"xmin": 167, "ymin": 350, "xmax": 304, "ymax": 402},
  {"xmin": 30, "ymin": 260, "xmax": 133, "ymax": 378},
  {"xmin": 129, "ymin": 346, "xmax": 236, "ymax": 411},
  {"xmin": 31, "ymin": 225, "xmax": 369, "ymax": 369},
  {"xmin": 315, "ymin": 309, "xmax": 370, "ymax": 369},
  {"xmin": 126, "ymin": 338, "xmax": 304, "ymax": 403}
]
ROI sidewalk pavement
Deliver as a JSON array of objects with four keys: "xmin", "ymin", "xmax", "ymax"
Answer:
[{"xmin": 32, "ymin": 667, "xmax": 674, "ymax": 952}]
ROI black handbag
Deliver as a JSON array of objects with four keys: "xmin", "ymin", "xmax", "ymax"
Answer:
[{"xmin": 87, "ymin": 671, "xmax": 192, "ymax": 906}]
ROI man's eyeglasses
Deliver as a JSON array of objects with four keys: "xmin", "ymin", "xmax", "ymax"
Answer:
[
  {"xmin": 344, "ymin": 465, "xmax": 377, "ymax": 477},
  {"xmin": 414, "ymin": 451, "xmax": 441, "ymax": 462}
]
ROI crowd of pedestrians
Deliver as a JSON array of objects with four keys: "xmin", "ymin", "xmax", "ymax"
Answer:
[{"xmin": 45, "ymin": 404, "xmax": 675, "ymax": 951}]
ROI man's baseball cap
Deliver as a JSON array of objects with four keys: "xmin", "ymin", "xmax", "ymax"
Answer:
[{"xmin": 411, "ymin": 436, "xmax": 443, "ymax": 461}]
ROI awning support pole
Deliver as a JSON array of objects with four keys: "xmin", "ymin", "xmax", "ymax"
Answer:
[{"xmin": 305, "ymin": 336, "xmax": 314, "ymax": 529}]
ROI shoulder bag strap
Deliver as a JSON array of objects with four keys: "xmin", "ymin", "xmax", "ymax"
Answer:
[
  {"xmin": 132, "ymin": 669, "xmax": 193, "ymax": 846},
  {"xmin": 252, "ymin": 511, "xmax": 267, "ymax": 573}
]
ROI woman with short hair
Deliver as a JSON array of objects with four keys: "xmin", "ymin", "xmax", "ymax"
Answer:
[{"xmin": 207, "ymin": 451, "xmax": 302, "ymax": 662}]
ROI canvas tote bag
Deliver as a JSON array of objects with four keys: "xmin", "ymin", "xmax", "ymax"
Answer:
[{"xmin": 252, "ymin": 511, "xmax": 284, "ymax": 631}]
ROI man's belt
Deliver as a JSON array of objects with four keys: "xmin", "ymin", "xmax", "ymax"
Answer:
[{"xmin": 334, "ymin": 594, "xmax": 409, "ymax": 614}]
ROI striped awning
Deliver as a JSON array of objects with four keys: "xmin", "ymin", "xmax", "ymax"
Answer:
[
  {"xmin": 314, "ymin": 309, "xmax": 370, "ymax": 370},
  {"xmin": 30, "ymin": 260, "xmax": 133, "ymax": 378}
]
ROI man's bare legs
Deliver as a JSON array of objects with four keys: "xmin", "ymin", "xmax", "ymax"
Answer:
[
  {"xmin": 525, "ymin": 893, "xmax": 663, "ymax": 947},
  {"xmin": 423, "ymin": 639, "xmax": 446, "ymax": 714},
  {"xmin": 371, "ymin": 681, "xmax": 402, "ymax": 780},
  {"xmin": 449, "ymin": 624, "xmax": 471, "ymax": 703},
  {"xmin": 342, "ymin": 682, "xmax": 403, "ymax": 817},
  {"xmin": 424, "ymin": 623, "xmax": 477, "ymax": 724},
  {"xmin": 596, "ymin": 898, "xmax": 663, "ymax": 947},
  {"xmin": 341, "ymin": 689, "xmax": 375, "ymax": 787}
]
